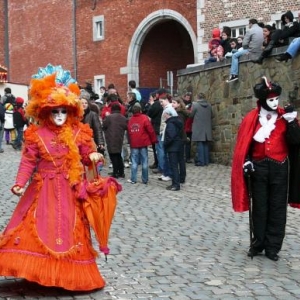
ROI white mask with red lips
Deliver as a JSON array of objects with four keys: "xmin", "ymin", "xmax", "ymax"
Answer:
[
  {"xmin": 51, "ymin": 107, "xmax": 67, "ymax": 126},
  {"xmin": 266, "ymin": 96, "xmax": 279, "ymax": 111}
]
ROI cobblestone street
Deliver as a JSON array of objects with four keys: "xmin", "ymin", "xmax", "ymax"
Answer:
[{"xmin": 1, "ymin": 143, "xmax": 300, "ymax": 299}]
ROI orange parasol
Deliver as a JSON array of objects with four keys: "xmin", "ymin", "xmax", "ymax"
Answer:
[{"xmin": 82, "ymin": 161, "xmax": 122, "ymax": 260}]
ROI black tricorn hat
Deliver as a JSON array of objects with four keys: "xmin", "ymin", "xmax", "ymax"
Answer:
[{"xmin": 253, "ymin": 76, "xmax": 282, "ymax": 100}]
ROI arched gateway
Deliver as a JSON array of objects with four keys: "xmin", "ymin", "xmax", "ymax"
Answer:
[{"xmin": 121, "ymin": 9, "xmax": 197, "ymax": 89}]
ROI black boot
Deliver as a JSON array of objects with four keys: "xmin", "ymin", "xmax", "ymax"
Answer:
[
  {"xmin": 262, "ymin": 40, "xmax": 275, "ymax": 53},
  {"xmin": 275, "ymin": 52, "xmax": 292, "ymax": 62},
  {"xmin": 252, "ymin": 40, "xmax": 276, "ymax": 64},
  {"xmin": 252, "ymin": 55, "xmax": 264, "ymax": 64}
]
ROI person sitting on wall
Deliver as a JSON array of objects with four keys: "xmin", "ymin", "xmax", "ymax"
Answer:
[
  {"xmin": 226, "ymin": 19, "xmax": 264, "ymax": 83},
  {"xmin": 204, "ymin": 39, "xmax": 224, "ymax": 64},
  {"xmin": 275, "ymin": 36, "xmax": 300, "ymax": 62}
]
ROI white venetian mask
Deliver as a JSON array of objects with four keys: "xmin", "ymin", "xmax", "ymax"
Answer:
[
  {"xmin": 51, "ymin": 107, "xmax": 67, "ymax": 126},
  {"xmin": 266, "ymin": 96, "xmax": 279, "ymax": 111}
]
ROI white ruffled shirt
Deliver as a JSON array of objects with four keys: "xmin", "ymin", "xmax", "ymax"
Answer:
[{"xmin": 253, "ymin": 108, "xmax": 278, "ymax": 143}]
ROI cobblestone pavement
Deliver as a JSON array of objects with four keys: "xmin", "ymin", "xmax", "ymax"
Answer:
[{"xmin": 1, "ymin": 143, "xmax": 300, "ymax": 299}]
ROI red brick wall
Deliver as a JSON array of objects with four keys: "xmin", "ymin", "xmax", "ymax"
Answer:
[
  {"xmin": 75, "ymin": 0, "xmax": 197, "ymax": 97},
  {"xmin": 8, "ymin": 0, "xmax": 74, "ymax": 84},
  {"xmin": 0, "ymin": 1, "xmax": 5, "ymax": 68},
  {"xmin": 3, "ymin": 0, "xmax": 300, "ymax": 97}
]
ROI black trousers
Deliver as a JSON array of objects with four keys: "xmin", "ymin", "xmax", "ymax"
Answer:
[
  {"xmin": 109, "ymin": 152, "xmax": 124, "ymax": 176},
  {"xmin": 251, "ymin": 159, "xmax": 288, "ymax": 253}
]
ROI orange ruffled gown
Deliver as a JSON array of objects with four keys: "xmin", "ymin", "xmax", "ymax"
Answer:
[{"xmin": 0, "ymin": 123, "xmax": 106, "ymax": 291}]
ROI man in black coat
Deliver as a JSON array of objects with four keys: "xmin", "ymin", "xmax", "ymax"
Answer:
[
  {"xmin": 147, "ymin": 90, "xmax": 163, "ymax": 170},
  {"xmin": 0, "ymin": 97, "xmax": 5, "ymax": 153}
]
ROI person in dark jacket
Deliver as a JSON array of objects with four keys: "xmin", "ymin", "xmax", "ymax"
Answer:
[
  {"xmin": 163, "ymin": 107, "xmax": 184, "ymax": 191},
  {"xmin": 102, "ymin": 103, "xmax": 128, "ymax": 178},
  {"xmin": 253, "ymin": 14, "xmax": 300, "ymax": 64},
  {"xmin": 125, "ymin": 92, "xmax": 139, "ymax": 119},
  {"xmin": 172, "ymin": 97, "xmax": 188, "ymax": 181},
  {"xmin": 80, "ymin": 90, "xmax": 105, "ymax": 153},
  {"xmin": 2, "ymin": 88, "xmax": 16, "ymax": 106},
  {"xmin": 12, "ymin": 97, "xmax": 27, "ymax": 150},
  {"xmin": 220, "ymin": 26, "xmax": 232, "ymax": 57},
  {"xmin": 279, "ymin": 10, "xmax": 300, "ymax": 46},
  {"xmin": 127, "ymin": 104, "xmax": 157, "ymax": 184},
  {"xmin": 190, "ymin": 93, "xmax": 213, "ymax": 166},
  {"xmin": 252, "ymin": 24, "xmax": 282, "ymax": 64},
  {"xmin": 0, "ymin": 96, "xmax": 5, "ymax": 153},
  {"xmin": 147, "ymin": 91, "xmax": 163, "ymax": 170}
]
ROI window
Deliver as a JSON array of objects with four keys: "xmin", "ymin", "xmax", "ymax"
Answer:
[
  {"xmin": 220, "ymin": 19, "xmax": 249, "ymax": 38},
  {"xmin": 93, "ymin": 16, "xmax": 104, "ymax": 41},
  {"xmin": 94, "ymin": 75, "xmax": 105, "ymax": 95},
  {"xmin": 231, "ymin": 26, "xmax": 246, "ymax": 38}
]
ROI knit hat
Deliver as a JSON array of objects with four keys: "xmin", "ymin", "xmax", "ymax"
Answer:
[
  {"xmin": 211, "ymin": 39, "xmax": 221, "ymax": 46},
  {"xmin": 16, "ymin": 97, "xmax": 24, "ymax": 105},
  {"xmin": 156, "ymin": 88, "xmax": 167, "ymax": 98},
  {"xmin": 211, "ymin": 28, "xmax": 221, "ymax": 39},
  {"xmin": 4, "ymin": 103, "xmax": 14, "ymax": 111}
]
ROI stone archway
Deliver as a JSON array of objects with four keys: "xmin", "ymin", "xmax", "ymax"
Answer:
[{"xmin": 120, "ymin": 9, "xmax": 197, "ymax": 87}]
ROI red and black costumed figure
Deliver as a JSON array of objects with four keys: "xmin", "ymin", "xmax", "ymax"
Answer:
[{"xmin": 231, "ymin": 76, "xmax": 300, "ymax": 261}]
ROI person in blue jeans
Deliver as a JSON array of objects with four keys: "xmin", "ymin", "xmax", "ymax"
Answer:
[
  {"xmin": 226, "ymin": 19, "xmax": 263, "ymax": 82},
  {"xmin": 158, "ymin": 95, "xmax": 175, "ymax": 181},
  {"xmin": 275, "ymin": 37, "xmax": 300, "ymax": 62},
  {"xmin": 127, "ymin": 104, "xmax": 157, "ymax": 184}
]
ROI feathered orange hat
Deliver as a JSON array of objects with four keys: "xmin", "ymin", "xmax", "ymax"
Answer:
[{"xmin": 26, "ymin": 64, "xmax": 83, "ymax": 123}]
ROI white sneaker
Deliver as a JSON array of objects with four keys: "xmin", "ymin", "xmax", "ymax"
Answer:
[
  {"xmin": 160, "ymin": 176, "xmax": 171, "ymax": 181},
  {"xmin": 124, "ymin": 162, "xmax": 130, "ymax": 168},
  {"xmin": 127, "ymin": 179, "xmax": 136, "ymax": 184},
  {"xmin": 109, "ymin": 163, "xmax": 112, "ymax": 168}
]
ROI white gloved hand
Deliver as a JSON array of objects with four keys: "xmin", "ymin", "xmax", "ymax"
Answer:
[
  {"xmin": 282, "ymin": 111, "xmax": 297, "ymax": 123},
  {"xmin": 89, "ymin": 152, "xmax": 104, "ymax": 162}
]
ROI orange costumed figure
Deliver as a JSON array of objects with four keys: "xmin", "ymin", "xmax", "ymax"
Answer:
[{"xmin": 0, "ymin": 64, "xmax": 121, "ymax": 291}]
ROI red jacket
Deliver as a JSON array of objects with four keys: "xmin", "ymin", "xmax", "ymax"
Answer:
[
  {"xmin": 101, "ymin": 101, "xmax": 126, "ymax": 120},
  {"xmin": 127, "ymin": 113, "xmax": 157, "ymax": 148}
]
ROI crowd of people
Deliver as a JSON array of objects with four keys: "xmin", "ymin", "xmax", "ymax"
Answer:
[
  {"xmin": 204, "ymin": 10, "xmax": 300, "ymax": 83},
  {"xmin": 78, "ymin": 82, "xmax": 213, "ymax": 192},
  {"xmin": 0, "ymin": 87, "xmax": 28, "ymax": 152},
  {"xmin": 0, "ymin": 78, "xmax": 213, "ymax": 194}
]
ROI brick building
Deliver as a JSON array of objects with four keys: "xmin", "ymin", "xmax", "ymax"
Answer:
[{"xmin": 0, "ymin": 0, "xmax": 299, "ymax": 99}]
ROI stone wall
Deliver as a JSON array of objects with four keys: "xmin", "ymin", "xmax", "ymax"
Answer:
[{"xmin": 177, "ymin": 47, "xmax": 300, "ymax": 165}]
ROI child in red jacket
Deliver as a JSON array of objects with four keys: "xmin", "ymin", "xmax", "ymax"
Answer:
[{"xmin": 127, "ymin": 104, "xmax": 157, "ymax": 184}]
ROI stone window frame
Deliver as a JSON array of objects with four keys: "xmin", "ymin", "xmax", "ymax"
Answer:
[
  {"xmin": 94, "ymin": 75, "xmax": 105, "ymax": 95},
  {"xmin": 93, "ymin": 15, "xmax": 105, "ymax": 41},
  {"xmin": 219, "ymin": 19, "xmax": 249, "ymax": 38}
]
